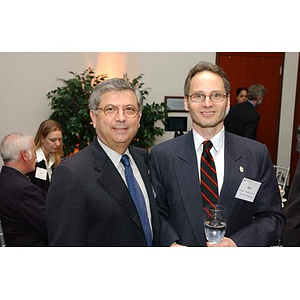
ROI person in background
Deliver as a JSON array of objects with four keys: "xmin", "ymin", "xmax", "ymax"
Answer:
[
  {"xmin": 27, "ymin": 119, "xmax": 63, "ymax": 194},
  {"xmin": 224, "ymin": 84, "xmax": 267, "ymax": 140},
  {"xmin": 149, "ymin": 61, "xmax": 285, "ymax": 247},
  {"xmin": 236, "ymin": 86, "xmax": 248, "ymax": 104},
  {"xmin": 46, "ymin": 78, "xmax": 159, "ymax": 246},
  {"xmin": 0, "ymin": 133, "xmax": 47, "ymax": 246}
]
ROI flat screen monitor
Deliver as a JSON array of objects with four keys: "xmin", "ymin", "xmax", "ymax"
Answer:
[{"xmin": 165, "ymin": 117, "xmax": 187, "ymax": 132}]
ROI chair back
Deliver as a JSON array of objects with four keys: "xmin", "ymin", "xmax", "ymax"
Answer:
[{"xmin": 273, "ymin": 165, "xmax": 290, "ymax": 191}]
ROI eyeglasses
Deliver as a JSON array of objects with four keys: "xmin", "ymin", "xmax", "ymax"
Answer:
[
  {"xmin": 188, "ymin": 92, "xmax": 227, "ymax": 103},
  {"xmin": 95, "ymin": 105, "xmax": 140, "ymax": 117}
]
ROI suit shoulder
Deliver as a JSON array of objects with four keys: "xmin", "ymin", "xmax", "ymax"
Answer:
[
  {"xmin": 226, "ymin": 131, "xmax": 266, "ymax": 151},
  {"xmin": 130, "ymin": 146, "xmax": 148, "ymax": 156},
  {"xmin": 129, "ymin": 146, "xmax": 150, "ymax": 164},
  {"xmin": 0, "ymin": 169, "xmax": 45, "ymax": 198},
  {"xmin": 152, "ymin": 133, "xmax": 188, "ymax": 148},
  {"xmin": 151, "ymin": 133, "xmax": 191, "ymax": 153},
  {"xmin": 58, "ymin": 144, "xmax": 94, "ymax": 171},
  {"xmin": 230, "ymin": 102, "xmax": 251, "ymax": 112},
  {"xmin": 228, "ymin": 103, "xmax": 241, "ymax": 111}
]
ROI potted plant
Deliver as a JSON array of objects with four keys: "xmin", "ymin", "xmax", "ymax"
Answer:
[
  {"xmin": 47, "ymin": 68, "xmax": 169, "ymax": 156},
  {"xmin": 124, "ymin": 73, "xmax": 170, "ymax": 150},
  {"xmin": 47, "ymin": 67, "xmax": 108, "ymax": 156}
]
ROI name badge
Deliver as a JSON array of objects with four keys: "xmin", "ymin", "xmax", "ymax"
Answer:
[
  {"xmin": 35, "ymin": 167, "xmax": 47, "ymax": 181},
  {"xmin": 235, "ymin": 178, "xmax": 261, "ymax": 202}
]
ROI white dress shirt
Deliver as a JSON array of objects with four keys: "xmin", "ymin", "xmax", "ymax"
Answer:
[
  {"xmin": 192, "ymin": 127, "xmax": 225, "ymax": 194},
  {"xmin": 97, "ymin": 138, "xmax": 152, "ymax": 230},
  {"xmin": 35, "ymin": 148, "xmax": 55, "ymax": 181}
]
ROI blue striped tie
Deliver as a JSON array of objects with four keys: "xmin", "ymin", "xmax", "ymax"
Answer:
[{"xmin": 121, "ymin": 154, "xmax": 152, "ymax": 246}]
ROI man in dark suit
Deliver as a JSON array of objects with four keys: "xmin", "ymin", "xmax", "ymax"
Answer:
[
  {"xmin": 282, "ymin": 158, "xmax": 300, "ymax": 246},
  {"xmin": 149, "ymin": 61, "xmax": 284, "ymax": 247},
  {"xmin": 46, "ymin": 78, "xmax": 159, "ymax": 246},
  {"xmin": 224, "ymin": 84, "xmax": 267, "ymax": 140},
  {"xmin": 0, "ymin": 133, "xmax": 47, "ymax": 246}
]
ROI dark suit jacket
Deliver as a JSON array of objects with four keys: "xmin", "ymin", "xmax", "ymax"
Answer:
[
  {"xmin": 224, "ymin": 101, "xmax": 260, "ymax": 140},
  {"xmin": 283, "ymin": 158, "xmax": 300, "ymax": 246},
  {"xmin": 46, "ymin": 139, "xmax": 159, "ymax": 246},
  {"xmin": 0, "ymin": 166, "xmax": 47, "ymax": 246},
  {"xmin": 149, "ymin": 131, "xmax": 285, "ymax": 246},
  {"xmin": 27, "ymin": 160, "xmax": 51, "ymax": 194}
]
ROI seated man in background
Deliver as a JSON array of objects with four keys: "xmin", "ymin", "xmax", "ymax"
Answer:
[{"xmin": 0, "ymin": 133, "xmax": 47, "ymax": 246}]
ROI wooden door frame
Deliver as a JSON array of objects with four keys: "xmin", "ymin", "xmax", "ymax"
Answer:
[{"xmin": 290, "ymin": 54, "xmax": 300, "ymax": 182}]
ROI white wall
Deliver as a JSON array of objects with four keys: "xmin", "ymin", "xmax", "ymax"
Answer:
[
  {"xmin": 0, "ymin": 52, "xmax": 298, "ymax": 168},
  {"xmin": 0, "ymin": 53, "xmax": 92, "ymax": 138},
  {"xmin": 277, "ymin": 52, "xmax": 299, "ymax": 168}
]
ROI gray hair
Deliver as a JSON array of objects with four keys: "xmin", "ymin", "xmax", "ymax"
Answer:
[
  {"xmin": 0, "ymin": 133, "xmax": 33, "ymax": 163},
  {"xmin": 247, "ymin": 84, "xmax": 267, "ymax": 100},
  {"xmin": 184, "ymin": 61, "xmax": 230, "ymax": 97},
  {"xmin": 89, "ymin": 78, "xmax": 143, "ymax": 111}
]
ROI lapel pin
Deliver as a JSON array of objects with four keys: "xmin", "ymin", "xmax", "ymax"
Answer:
[{"xmin": 239, "ymin": 166, "xmax": 244, "ymax": 173}]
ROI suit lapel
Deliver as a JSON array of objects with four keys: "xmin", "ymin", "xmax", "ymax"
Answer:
[
  {"xmin": 90, "ymin": 141, "xmax": 143, "ymax": 231},
  {"xmin": 129, "ymin": 148, "xmax": 154, "ymax": 204},
  {"xmin": 219, "ymin": 132, "xmax": 248, "ymax": 220},
  {"xmin": 173, "ymin": 132, "xmax": 206, "ymax": 244},
  {"xmin": 130, "ymin": 147, "xmax": 160, "ymax": 245}
]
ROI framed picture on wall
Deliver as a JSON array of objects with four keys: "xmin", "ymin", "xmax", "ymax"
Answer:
[{"xmin": 164, "ymin": 96, "xmax": 187, "ymax": 112}]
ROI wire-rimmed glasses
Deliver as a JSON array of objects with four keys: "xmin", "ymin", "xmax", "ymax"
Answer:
[
  {"xmin": 188, "ymin": 92, "xmax": 227, "ymax": 103},
  {"xmin": 95, "ymin": 105, "xmax": 140, "ymax": 118}
]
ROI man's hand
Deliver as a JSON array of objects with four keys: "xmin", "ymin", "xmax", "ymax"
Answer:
[
  {"xmin": 170, "ymin": 242, "xmax": 187, "ymax": 247},
  {"xmin": 206, "ymin": 237, "xmax": 237, "ymax": 247}
]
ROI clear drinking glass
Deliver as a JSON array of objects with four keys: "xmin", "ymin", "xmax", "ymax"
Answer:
[{"xmin": 204, "ymin": 205, "xmax": 227, "ymax": 245}]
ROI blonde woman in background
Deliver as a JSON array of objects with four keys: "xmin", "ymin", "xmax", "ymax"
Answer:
[{"xmin": 27, "ymin": 119, "xmax": 63, "ymax": 193}]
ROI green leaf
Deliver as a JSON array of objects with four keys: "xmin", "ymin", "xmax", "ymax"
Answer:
[{"xmin": 48, "ymin": 69, "xmax": 169, "ymax": 155}]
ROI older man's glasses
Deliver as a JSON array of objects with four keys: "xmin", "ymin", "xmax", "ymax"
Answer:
[
  {"xmin": 96, "ymin": 105, "xmax": 139, "ymax": 117},
  {"xmin": 188, "ymin": 92, "xmax": 227, "ymax": 103}
]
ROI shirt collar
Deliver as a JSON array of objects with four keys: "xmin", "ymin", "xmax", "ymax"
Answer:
[
  {"xmin": 193, "ymin": 126, "xmax": 225, "ymax": 153},
  {"xmin": 248, "ymin": 100, "xmax": 256, "ymax": 107},
  {"xmin": 3, "ymin": 165, "xmax": 25, "ymax": 176},
  {"xmin": 97, "ymin": 137, "xmax": 131, "ymax": 167},
  {"xmin": 36, "ymin": 148, "xmax": 46, "ymax": 163},
  {"xmin": 35, "ymin": 147, "xmax": 55, "ymax": 167}
]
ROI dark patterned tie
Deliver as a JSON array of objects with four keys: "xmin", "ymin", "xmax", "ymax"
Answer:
[
  {"xmin": 121, "ymin": 154, "xmax": 152, "ymax": 246},
  {"xmin": 201, "ymin": 140, "xmax": 219, "ymax": 214}
]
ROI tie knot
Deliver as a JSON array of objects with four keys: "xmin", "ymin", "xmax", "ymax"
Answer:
[
  {"xmin": 121, "ymin": 154, "xmax": 130, "ymax": 167},
  {"xmin": 203, "ymin": 140, "xmax": 213, "ymax": 152}
]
